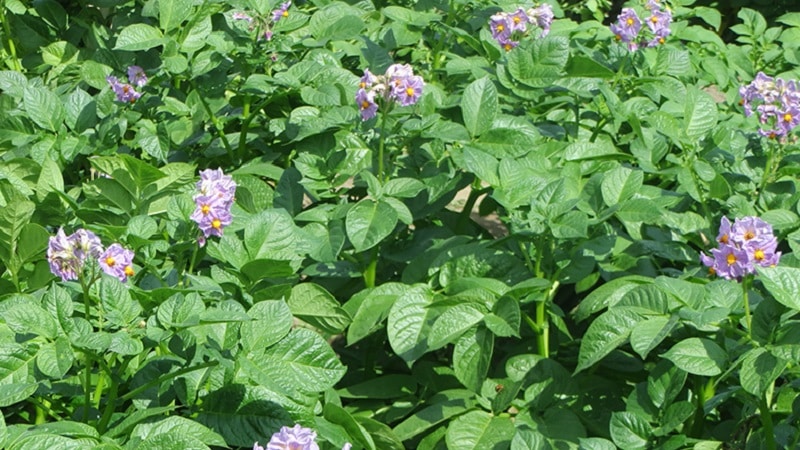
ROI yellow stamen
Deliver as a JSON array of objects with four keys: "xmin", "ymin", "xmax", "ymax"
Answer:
[
  {"xmin": 754, "ymin": 249, "xmax": 765, "ymax": 261},
  {"xmin": 615, "ymin": 34, "xmax": 622, "ymax": 41},
  {"xmin": 504, "ymin": 43, "xmax": 513, "ymax": 51},
  {"xmin": 212, "ymin": 219, "xmax": 222, "ymax": 229},
  {"xmin": 201, "ymin": 204, "xmax": 210, "ymax": 215},
  {"xmin": 513, "ymin": 17, "xmax": 522, "ymax": 24},
  {"xmin": 405, "ymin": 87, "xmax": 415, "ymax": 97},
  {"xmin": 124, "ymin": 266, "xmax": 135, "ymax": 276},
  {"xmin": 497, "ymin": 24, "xmax": 505, "ymax": 32},
  {"xmin": 282, "ymin": 10, "xmax": 288, "ymax": 17},
  {"xmin": 744, "ymin": 231, "xmax": 755, "ymax": 240},
  {"xmin": 361, "ymin": 100, "xmax": 370, "ymax": 109},
  {"xmin": 626, "ymin": 18, "xmax": 634, "ymax": 26},
  {"xmin": 105, "ymin": 256, "xmax": 116, "ymax": 267},
  {"xmin": 719, "ymin": 234, "xmax": 729, "ymax": 244},
  {"xmin": 784, "ymin": 113, "xmax": 793, "ymax": 123},
  {"xmin": 651, "ymin": 16, "xmax": 658, "ymax": 23},
  {"xmin": 726, "ymin": 253, "xmax": 736, "ymax": 265}
]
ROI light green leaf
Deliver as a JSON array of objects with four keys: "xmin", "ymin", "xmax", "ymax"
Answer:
[
  {"xmin": 428, "ymin": 304, "xmax": 485, "ymax": 350},
  {"xmin": 323, "ymin": 403, "xmax": 376, "ymax": 450},
  {"xmin": 0, "ymin": 344, "xmax": 38, "ymax": 407},
  {"xmin": 345, "ymin": 198, "xmax": 398, "ymax": 252},
  {"xmin": 461, "ymin": 77, "xmax": 498, "ymax": 138},
  {"xmin": 601, "ymin": 166, "xmax": 643, "ymax": 207},
  {"xmin": 249, "ymin": 328, "xmax": 346, "ymax": 393},
  {"xmin": 387, "ymin": 285, "xmax": 436, "ymax": 364},
  {"xmin": 445, "ymin": 410, "xmax": 514, "ymax": 450},
  {"xmin": 244, "ymin": 209, "xmax": 300, "ymax": 261},
  {"xmin": 575, "ymin": 307, "xmax": 642, "ymax": 373},
  {"xmin": 23, "ymin": 86, "xmax": 66, "ymax": 132},
  {"xmin": 453, "ymin": 327, "xmax": 494, "ymax": 393},
  {"xmin": 159, "ymin": 0, "xmax": 192, "ymax": 31},
  {"xmin": 241, "ymin": 301, "xmax": 293, "ymax": 353},
  {"xmin": 35, "ymin": 337, "xmax": 73, "ymax": 378},
  {"xmin": 288, "ymin": 283, "xmax": 350, "ymax": 334},
  {"xmin": 392, "ymin": 390, "xmax": 477, "ymax": 440},
  {"xmin": 5, "ymin": 298, "xmax": 58, "ymax": 339},
  {"xmin": 683, "ymin": 87, "xmax": 717, "ymax": 140},
  {"xmin": 758, "ymin": 266, "xmax": 800, "ymax": 310},
  {"xmin": 630, "ymin": 316, "xmax": 677, "ymax": 359},
  {"xmin": 739, "ymin": 348, "xmax": 787, "ymax": 397},
  {"xmin": 662, "ymin": 338, "xmax": 727, "ymax": 376},
  {"xmin": 609, "ymin": 411, "xmax": 651, "ymax": 450},
  {"xmin": 114, "ymin": 24, "xmax": 166, "ymax": 51}
]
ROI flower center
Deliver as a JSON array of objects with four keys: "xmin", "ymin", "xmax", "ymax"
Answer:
[
  {"xmin": 106, "ymin": 256, "xmax": 116, "ymax": 267},
  {"xmin": 504, "ymin": 43, "xmax": 513, "ymax": 51},
  {"xmin": 719, "ymin": 234, "xmax": 729, "ymax": 244},
  {"xmin": 513, "ymin": 16, "xmax": 522, "ymax": 24},
  {"xmin": 497, "ymin": 24, "xmax": 505, "ymax": 32},
  {"xmin": 282, "ymin": 10, "xmax": 289, "ymax": 17},
  {"xmin": 361, "ymin": 100, "xmax": 370, "ymax": 109},
  {"xmin": 784, "ymin": 113, "xmax": 793, "ymax": 123},
  {"xmin": 651, "ymin": 16, "xmax": 658, "ymax": 23},
  {"xmin": 201, "ymin": 204, "xmax": 210, "ymax": 214},
  {"xmin": 744, "ymin": 231, "xmax": 755, "ymax": 240},
  {"xmin": 754, "ymin": 249, "xmax": 765, "ymax": 261},
  {"xmin": 626, "ymin": 18, "xmax": 634, "ymax": 26},
  {"xmin": 405, "ymin": 87, "xmax": 415, "ymax": 97},
  {"xmin": 212, "ymin": 219, "xmax": 222, "ymax": 229},
  {"xmin": 726, "ymin": 253, "xmax": 736, "ymax": 265},
  {"xmin": 124, "ymin": 265, "xmax": 135, "ymax": 276}
]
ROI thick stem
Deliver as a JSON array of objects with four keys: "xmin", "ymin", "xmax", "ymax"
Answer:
[
  {"xmin": 535, "ymin": 300, "xmax": 549, "ymax": 358},
  {"xmin": 190, "ymin": 81, "xmax": 234, "ymax": 161},
  {"xmin": 0, "ymin": 2, "xmax": 22, "ymax": 72},
  {"xmin": 760, "ymin": 394, "xmax": 776, "ymax": 450},
  {"xmin": 363, "ymin": 247, "xmax": 378, "ymax": 288}
]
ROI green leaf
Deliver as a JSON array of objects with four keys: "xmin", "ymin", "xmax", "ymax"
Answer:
[
  {"xmin": 158, "ymin": 0, "xmax": 192, "ymax": 31},
  {"xmin": 609, "ymin": 411, "xmax": 651, "ymax": 450},
  {"xmin": 578, "ymin": 437, "xmax": 617, "ymax": 450},
  {"xmin": 345, "ymin": 198, "xmax": 398, "ymax": 252},
  {"xmin": 35, "ymin": 337, "xmax": 73, "ymax": 378},
  {"xmin": 392, "ymin": 390, "xmax": 477, "ymax": 440},
  {"xmin": 507, "ymin": 37, "xmax": 569, "ymax": 88},
  {"xmin": 428, "ymin": 304, "xmax": 485, "ymax": 350},
  {"xmin": 445, "ymin": 410, "xmax": 514, "ymax": 450},
  {"xmin": 274, "ymin": 167, "xmax": 303, "ymax": 216},
  {"xmin": 601, "ymin": 166, "xmax": 643, "ymax": 207},
  {"xmin": 323, "ymin": 403, "xmax": 376, "ymax": 450},
  {"xmin": 347, "ymin": 283, "xmax": 407, "ymax": 345},
  {"xmin": 646, "ymin": 361, "xmax": 687, "ymax": 408},
  {"xmin": 484, "ymin": 295, "xmax": 520, "ymax": 338},
  {"xmin": 23, "ymin": 86, "xmax": 66, "ymax": 132},
  {"xmin": 739, "ymin": 348, "xmax": 787, "ymax": 397},
  {"xmin": 5, "ymin": 297, "xmax": 58, "ymax": 339},
  {"xmin": 288, "ymin": 283, "xmax": 351, "ymax": 334},
  {"xmin": 662, "ymin": 338, "xmax": 727, "ymax": 376},
  {"xmin": 383, "ymin": 178, "xmax": 426, "ymax": 198},
  {"xmin": 114, "ymin": 23, "xmax": 166, "ymax": 51},
  {"xmin": 240, "ymin": 259, "xmax": 296, "ymax": 280},
  {"xmin": 683, "ymin": 87, "xmax": 717, "ymax": 140},
  {"xmin": 157, "ymin": 293, "xmax": 204, "ymax": 329},
  {"xmin": 247, "ymin": 328, "xmax": 346, "ymax": 393},
  {"xmin": 244, "ymin": 209, "xmax": 300, "ymax": 261},
  {"xmin": 575, "ymin": 307, "xmax": 642, "ymax": 373},
  {"xmin": 241, "ymin": 301, "xmax": 293, "ymax": 353},
  {"xmin": 616, "ymin": 198, "xmax": 662, "ymax": 223},
  {"xmin": 461, "ymin": 77, "xmax": 498, "ymax": 138},
  {"xmin": 453, "ymin": 327, "xmax": 494, "ymax": 393},
  {"xmin": 196, "ymin": 385, "xmax": 291, "ymax": 448},
  {"xmin": 630, "ymin": 315, "xmax": 677, "ymax": 359},
  {"xmin": 100, "ymin": 276, "xmax": 143, "ymax": 328},
  {"xmin": 758, "ymin": 266, "xmax": 800, "ymax": 310},
  {"xmin": 0, "ymin": 344, "xmax": 38, "ymax": 407},
  {"xmin": 387, "ymin": 285, "xmax": 436, "ymax": 364},
  {"xmin": 337, "ymin": 374, "xmax": 416, "ymax": 399}
]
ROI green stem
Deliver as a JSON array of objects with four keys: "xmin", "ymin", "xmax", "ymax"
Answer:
[
  {"xmin": 535, "ymin": 299, "xmax": 549, "ymax": 358},
  {"xmin": 120, "ymin": 361, "xmax": 219, "ymax": 402},
  {"xmin": 78, "ymin": 274, "xmax": 94, "ymax": 423},
  {"xmin": 742, "ymin": 275, "xmax": 752, "ymax": 339},
  {"xmin": 190, "ymin": 80, "xmax": 234, "ymax": 162},
  {"xmin": 760, "ymin": 394, "xmax": 776, "ymax": 450},
  {"xmin": 363, "ymin": 247, "xmax": 378, "ymax": 288},
  {"xmin": 0, "ymin": 2, "xmax": 22, "ymax": 72},
  {"xmin": 377, "ymin": 106, "xmax": 390, "ymax": 182}
]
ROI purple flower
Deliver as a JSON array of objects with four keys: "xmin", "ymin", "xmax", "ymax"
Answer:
[
  {"xmin": 192, "ymin": 168, "xmax": 236, "ymax": 245},
  {"xmin": 253, "ymin": 425, "xmax": 352, "ymax": 450},
  {"xmin": 508, "ymin": 8, "xmax": 528, "ymax": 33},
  {"xmin": 610, "ymin": 8, "xmax": 642, "ymax": 50},
  {"xmin": 272, "ymin": 1, "xmax": 291, "ymax": 22},
  {"xmin": 489, "ymin": 13, "xmax": 513, "ymax": 43},
  {"xmin": 48, "ymin": 228, "xmax": 81, "ymax": 281},
  {"xmin": 527, "ymin": 3, "xmax": 554, "ymax": 37},
  {"xmin": 127, "ymin": 66, "xmax": 147, "ymax": 88},
  {"xmin": 106, "ymin": 75, "xmax": 141, "ymax": 103},
  {"xmin": 645, "ymin": 9, "xmax": 671, "ymax": 46},
  {"xmin": 356, "ymin": 88, "xmax": 378, "ymax": 120},
  {"xmin": 740, "ymin": 72, "xmax": 800, "ymax": 138},
  {"xmin": 99, "ymin": 244, "xmax": 135, "ymax": 282},
  {"xmin": 700, "ymin": 216, "xmax": 781, "ymax": 280},
  {"xmin": 71, "ymin": 229, "xmax": 104, "ymax": 261},
  {"xmin": 232, "ymin": 11, "xmax": 253, "ymax": 22},
  {"xmin": 359, "ymin": 69, "xmax": 377, "ymax": 89},
  {"xmin": 394, "ymin": 75, "xmax": 424, "ymax": 106}
]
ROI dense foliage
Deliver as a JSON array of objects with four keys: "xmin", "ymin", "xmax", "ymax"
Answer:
[{"xmin": 1, "ymin": 0, "xmax": 800, "ymax": 448}]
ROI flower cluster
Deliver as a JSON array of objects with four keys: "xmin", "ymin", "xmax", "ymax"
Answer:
[
  {"xmin": 739, "ymin": 72, "xmax": 800, "ymax": 139},
  {"xmin": 253, "ymin": 424, "xmax": 351, "ymax": 450},
  {"xmin": 355, "ymin": 64, "xmax": 424, "ymax": 121},
  {"xmin": 232, "ymin": 1, "xmax": 291, "ymax": 41},
  {"xmin": 610, "ymin": 0, "xmax": 671, "ymax": 51},
  {"xmin": 190, "ymin": 168, "xmax": 236, "ymax": 246},
  {"xmin": 488, "ymin": 3, "xmax": 553, "ymax": 51},
  {"xmin": 48, "ymin": 228, "xmax": 135, "ymax": 282},
  {"xmin": 700, "ymin": 216, "xmax": 781, "ymax": 280},
  {"xmin": 106, "ymin": 66, "xmax": 147, "ymax": 103}
]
